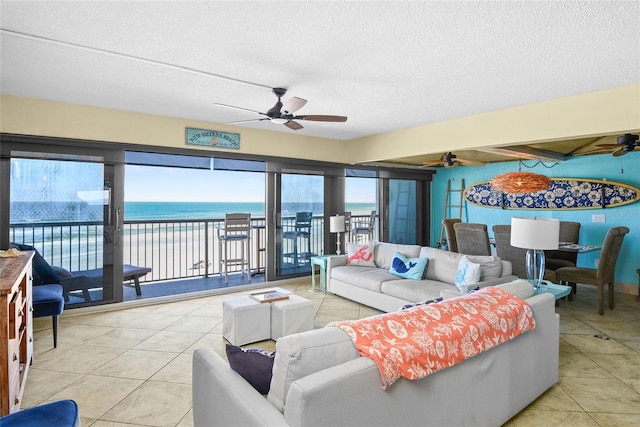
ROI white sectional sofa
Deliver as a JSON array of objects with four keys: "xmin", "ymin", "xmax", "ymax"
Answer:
[
  {"xmin": 327, "ymin": 242, "xmax": 518, "ymax": 313},
  {"xmin": 193, "ymin": 282, "xmax": 559, "ymax": 427}
]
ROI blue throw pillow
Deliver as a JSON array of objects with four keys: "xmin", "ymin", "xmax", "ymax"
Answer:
[
  {"xmin": 226, "ymin": 344, "xmax": 275, "ymax": 394},
  {"xmin": 388, "ymin": 251, "xmax": 428, "ymax": 280}
]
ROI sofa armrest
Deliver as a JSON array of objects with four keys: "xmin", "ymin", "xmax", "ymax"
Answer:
[
  {"xmin": 476, "ymin": 274, "xmax": 519, "ymax": 288},
  {"xmin": 192, "ymin": 348, "xmax": 288, "ymax": 427},
  {"xmin": 440, "ymin": 275, "xmax": 520, "ymax": 300},
  {"xmin": 325, "ymin": 255, "xmax": 348, "ymax": 292},
  {"xmin": 501, "ymin": 260, "xmax": 513, "ymax": 276}
]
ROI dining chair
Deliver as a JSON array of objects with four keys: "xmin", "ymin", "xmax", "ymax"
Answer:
[
  {"xmin": 442, "ymin": 218, "xmax": 462, "ymax": 252},
  {"xmin": 555, "ymin": 226, "xmax": 629, "ymax": 315},
  {"xmin": 453, "ymin": 222, "xmax": 491, "ymax": 256},
  {"xmin": 282, "ymin": 211, "xmax": 313, "ymax": 268},
  {"xmin": 492, "ymin": 225, "xmax": 557, "ymax": 283},
  {"xmin": 218, "ymin": 213, "xmax": 252, "ymax": 283},
  {"xmin": 353, "ymin": 210, "xmax": 376, "ymax": 243},
  {"xmin": 545, "ymin": 221, "xmax": 581, "ymax": 270},
  {"xmin": 0, "ymin": 399, "xmax": 80, "ymax": 427},
  {"xmin": 32, "ymin": 283, "xmax": 65, "ymax": 348}
]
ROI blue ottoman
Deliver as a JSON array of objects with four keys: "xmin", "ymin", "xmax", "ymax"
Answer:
[{"xmin": 0, "ymin": 399, "xmax": 79, "ymax": 427}]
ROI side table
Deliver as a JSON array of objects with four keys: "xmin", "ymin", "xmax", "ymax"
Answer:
[
  {"xmin": 310, "ymin": 255, "xmax": 339, "ymax": 292},
  {"xmin": 535, "ymin": 281, "xmax": 572, "ymax": 301}
]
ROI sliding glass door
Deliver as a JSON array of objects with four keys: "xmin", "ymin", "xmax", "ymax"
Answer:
[
  {"xmin": 276, "ymin": 173, "xmax": 324, "ymax": 278},
  {"xmin": 3, "ymin": 142, "xmax": 123, "ymax": 307}
]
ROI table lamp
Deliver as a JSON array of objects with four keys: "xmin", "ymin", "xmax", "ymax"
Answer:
[
  {"xmin": 330, "ymin": 215, "xmax": 346, "ymax": 255},
  {"xmin": 510, "ymin": 217, "xmax": 559, "ymax": 290}
]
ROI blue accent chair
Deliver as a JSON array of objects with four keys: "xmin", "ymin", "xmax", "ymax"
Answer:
[
  {"xmin": 0, "ymin": 399, "xmax": 80, "ymax": 427},
  {"xmin": 32, "ymin": 284, "xmax": 65, "ymax": 348}
]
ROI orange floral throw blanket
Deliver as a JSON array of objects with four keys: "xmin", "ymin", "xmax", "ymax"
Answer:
[{"xmin": 328, "ymin": 286, "xmax": 536, "ymax": 388}]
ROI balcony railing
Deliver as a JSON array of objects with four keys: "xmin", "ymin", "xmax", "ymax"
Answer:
[{"xmin": 9, "ymin": 214, "xmax": 373, "ymax": 284}]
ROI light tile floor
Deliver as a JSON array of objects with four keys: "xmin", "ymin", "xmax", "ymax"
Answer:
[{"xmin": 24, "ymin": 282, "xmax": 640, "ymax": 426}]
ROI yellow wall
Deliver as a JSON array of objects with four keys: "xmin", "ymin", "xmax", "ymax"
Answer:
[
  {"xmin": 345, "ymin": 84, "xmax": 640, "ymax": 164},
  {"xmin": 0, "ymin": 95, "xmax": 344, "ymax": 162},
  {"xmin": 2, "ymin": 84, "xmax": 640, "ymax": 164}
]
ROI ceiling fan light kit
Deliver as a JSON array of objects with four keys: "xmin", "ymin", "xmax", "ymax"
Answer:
[{"xmin": 214, "ymin": 87, "xmax": 347, "ymax": 131}]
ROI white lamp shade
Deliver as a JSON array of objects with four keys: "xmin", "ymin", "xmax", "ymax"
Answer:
[
  {"xmin": 330, "ymin": 215, "xmax": 345, "ymax": 233},
  {"xmin": 510, "ymin": 217, "xmax": 560, "ymax": 250}
]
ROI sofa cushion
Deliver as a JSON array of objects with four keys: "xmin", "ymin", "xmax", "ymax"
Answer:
[
  {"xmin": 374, "ymin": 242, "xmax": 421, "ymax": 269},
  {"xmin": 455, "ymin": 256, "xmax": 482, "ymax": 293},
  {"xmin": 267, "ymin": 327, "xmax": 359, "ymax": 412},
  {"xmin": 466, "ymin": 255, "xmax": 503, "ymax": 280},
  {"xmin": 331, "ymin": 266, "xmax": 398, "ymax": 292},
  {"xmin": 346, "ymin": 242, "xmax": 376, "ymax": 267},
  {"xmin": 225, "ymin": 344, "xmax": 275, "ymax": 395},
  {"xmin": 420, "ymin": 246, "xmax": 462, "ymax": 284},
  {"xmin": 381, "ymin": 279, "xmax": 456, "ymax": 305},
  {"xmin": 388, "ymin": 251, "xmax": 428, "ymax": 280}
]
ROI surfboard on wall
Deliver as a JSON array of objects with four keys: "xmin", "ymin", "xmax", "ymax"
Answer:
[{"xmin": 464, "ymin": 178, "xmax": 640, "ymax": 210}]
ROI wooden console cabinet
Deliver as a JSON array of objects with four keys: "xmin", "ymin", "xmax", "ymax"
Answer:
[{"xmin": 0, "ymin": 251, "xmax": 34, "ymax": 416}]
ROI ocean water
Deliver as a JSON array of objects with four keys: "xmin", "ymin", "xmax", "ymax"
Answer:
[{"xmin": 124, "ymin": 202, "xmax": 377, "ymax": 221}]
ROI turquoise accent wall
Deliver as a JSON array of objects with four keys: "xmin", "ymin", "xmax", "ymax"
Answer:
[{"xmin": 430, "ymin": 152, "xmax": 639, "ymax": 286}]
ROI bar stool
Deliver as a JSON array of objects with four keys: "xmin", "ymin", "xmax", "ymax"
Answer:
[
  {"xmin": 282, "ymin": 211, "xmax": 313, "ymax": 268},
  {"xmin": 218, "ymin": 213, "xmax": 252, "ymax": 283}
]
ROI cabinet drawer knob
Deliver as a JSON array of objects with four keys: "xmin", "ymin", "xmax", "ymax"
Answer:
[
  {"xmin": 14, "ymin": 397, "xmax": 20, "ymax": 405},
  {"xmin": 13, "ymin": 352, "xmax": 18, "ymax": 361}
]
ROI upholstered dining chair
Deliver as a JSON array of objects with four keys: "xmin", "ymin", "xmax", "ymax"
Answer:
[
  {"xmin": 442, "ymin": 218, "xmax": 462, "ymax": 252},
  {"xmin": 555, "ymin": 226, "xmax": 629, "ymax": 315},
  {"xmin": 453, "ymin": 222, "xmax": 491, "ymax": 256},
  {"xmin": 33, "ymin": 284, "xmax": 65, "ymax": 348},
  {"xmin": 545, "ymin": 221, "xmax": 581, "ymax": 270},
  {"xmin": 492, "ymin": 225, "xmax": 557, "ymax": 283}
]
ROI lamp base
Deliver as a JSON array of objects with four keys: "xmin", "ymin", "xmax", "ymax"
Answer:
[
  {"xmin": 335, "ymin": 234, "xmax": 342, "ymax": 255},
  {"xmin": 526, "ymin": 249, "xmax": 546, "ymax": 291}
]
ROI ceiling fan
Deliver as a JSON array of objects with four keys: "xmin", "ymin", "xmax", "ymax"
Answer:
[
  {"xmin": 595, "ymin": 133, "xmax": 640, "ymax": 157},
  {"xmin": 213, "ymin": 87, "xmax": 347, "ymax": 131},
  {"xmin": 422, "ymin": 152, "xmax": 485, "ymax": 168}
]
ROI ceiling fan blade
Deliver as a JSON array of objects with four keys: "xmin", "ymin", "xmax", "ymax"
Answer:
[
  {"xmin": 213, "ymin": 103, "xmax": 266, "ymax": 116},
  {"xmin": 284, "ymin": 120, "xmax": 303, "ymax": 130},
  {"xmin": 457, "ymin": 158, "xmax": 485, "ymax": 166},
  {"xmin": 282, "ymin": 97, "xmax": 307, "ymax": 114},
  {"xmin": 612, "ymin": 147, "xmax": 627, "ymax": 157},
  {"xmin": 228, "ymin": 118, "xmax": 270, "ymax": 125},
  {"xmin": 596, "ymin": 143, "xmax": 623, "ymax": 148},
  {"xmin": 294, "ymin": 115, "xmax": 348, "ymax": 122},
  {"xmin": 421, "ymin": 161, "xmax": 443, "ymax": 167}
]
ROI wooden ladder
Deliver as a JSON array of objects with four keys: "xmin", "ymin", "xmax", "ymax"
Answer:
[{"xmin": 438, "ymin": 179, "xmax": 466, "ymax": 248}]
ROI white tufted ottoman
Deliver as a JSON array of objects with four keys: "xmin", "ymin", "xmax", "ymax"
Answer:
[
  {"xmin": 222, "ymin": 296, "xmax": 271, "ymax": 345},
  {"xmin": 270, "ymin": 294, "xmax": 314, "ymax": 340}
]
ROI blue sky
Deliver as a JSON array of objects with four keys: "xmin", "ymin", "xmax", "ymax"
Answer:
[{"xmin": 125, "ymin": 165, "xmax": 376, "ymax": 203}]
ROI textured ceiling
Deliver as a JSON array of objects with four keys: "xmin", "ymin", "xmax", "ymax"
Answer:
[{"xmin": 1, "ymin": 1, "xmax": 639, "ymax": 165}]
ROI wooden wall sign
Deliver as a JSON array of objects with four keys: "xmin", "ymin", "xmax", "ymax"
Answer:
[
  {"xmin": 464, "ymin": 178, "xmax": 639, "ymax": 210},
  {"xmin": 186, "ymin": 127, "xmax": 240, "ymax": 149}
]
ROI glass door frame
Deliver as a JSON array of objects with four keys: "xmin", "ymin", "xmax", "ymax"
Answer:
[
  {"xmin": 265, "ymin": 161, "xmax": 344, "ymax": 282},
  {"xmin": 1, "ymin": 135, "xmax": 125, "ymax": 307}
]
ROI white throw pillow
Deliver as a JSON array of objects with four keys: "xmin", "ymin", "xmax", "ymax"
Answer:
[
  {"xmin": 346, "ymin": 242, "xmax": 376, "ymax": 267},
  {"xmin": 455, "ymin": 256, "xmax": 481, "ymax": 293}
]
